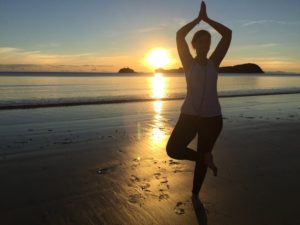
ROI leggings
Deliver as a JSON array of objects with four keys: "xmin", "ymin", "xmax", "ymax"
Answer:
[{"xmin": 166, "ymin": 113, "xmax": 223, "ymax": 195}]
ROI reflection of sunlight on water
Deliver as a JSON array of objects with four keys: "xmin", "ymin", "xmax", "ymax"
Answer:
[
  {"xmin": 146, "ymin": 74, "xmax": 168, "ymax": 145},
  {"xmin": 152, "ymin": 73, "xmax": 165, "ymax": 98},
  {"xmin": 153, "ymin": 100, "xmax": 162, "ymax": 113}
]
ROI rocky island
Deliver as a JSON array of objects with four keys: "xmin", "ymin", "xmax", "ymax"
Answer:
[
  {"xmin": 118, "ymin": 67, "xmax": 136, "ymax": 73},
  {"xmin": 219, "ymin": 63, "xmax": 264, "ymax": 73}
]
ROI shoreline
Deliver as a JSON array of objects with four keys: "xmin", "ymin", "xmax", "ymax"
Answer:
[{"xmin": 1, "ymin": 91, "xmax": 300, "ymax": 110}]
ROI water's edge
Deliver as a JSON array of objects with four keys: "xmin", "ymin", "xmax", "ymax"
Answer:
[{"xmin": 1, "ymin": 91, "xmax": 299, "ymax": 110}]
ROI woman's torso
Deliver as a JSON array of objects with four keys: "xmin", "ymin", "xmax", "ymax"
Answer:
[{"xmin": 180, "ymin": 58, "xmax": 222, "ymax": 117}]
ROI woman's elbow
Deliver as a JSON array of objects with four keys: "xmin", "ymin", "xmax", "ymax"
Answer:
[
  {"xmin": 227, "ymin": 29, "xmax": 232, "ymax": 36},
  {"xmin": 176, "ymin": 31, "xmax": 182, "ymax": 37},
  {"xmin": 223, "ymin": 30, "xmax": 232, "ymax": 39},
  {"xmin": 176, "ymin": 33, "xmax": 187, "ymax": 42}
]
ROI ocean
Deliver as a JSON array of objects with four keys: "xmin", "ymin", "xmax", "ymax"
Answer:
[{"xmin": 0, "ymin": 72, "xmax": 300, "ymax": 110}]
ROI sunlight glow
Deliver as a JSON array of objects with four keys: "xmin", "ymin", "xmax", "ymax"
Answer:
[{"xmin": 147, "ymin": 48, "xmax": 171, "ymax": 69}]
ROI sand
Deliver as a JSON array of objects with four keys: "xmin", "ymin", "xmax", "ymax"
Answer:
[{"xmin": 0, "ymin": 93, "xmax": 299, "ymax": 225}]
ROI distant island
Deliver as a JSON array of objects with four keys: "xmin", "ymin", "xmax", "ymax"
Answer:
[
  {"xmin": 219, "ymin": 63, "xmax": 264, "ymax": 73},
  {"xmin": 155, "ymin": 67, "xmax": 184, "ymax": 73},
  {"xmin": 155, "ymin": 63, "xmax": 264, "ymax": 73},
  {"xmin": 118, "ymin": 67, "xmax": 136, "ymax": 73}
]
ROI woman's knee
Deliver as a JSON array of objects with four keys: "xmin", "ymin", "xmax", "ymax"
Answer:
[{"xmin": 166, "ymin": 139, "xmax": 182, "ymax": 159}]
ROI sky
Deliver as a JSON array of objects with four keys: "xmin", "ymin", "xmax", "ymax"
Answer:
[{"xmin": 1, "ymin": 0, "xmax": 300, "ymax": 73}]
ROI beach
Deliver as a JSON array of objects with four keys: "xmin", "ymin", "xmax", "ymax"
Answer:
[{"xmin": 0, "ymin": 93, "xmax": 299, "ymax": 225}]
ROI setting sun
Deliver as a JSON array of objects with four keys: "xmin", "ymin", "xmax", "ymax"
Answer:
[{"xmin": 146, "ymin": 48, "xmax": 171, "ymax": 69}]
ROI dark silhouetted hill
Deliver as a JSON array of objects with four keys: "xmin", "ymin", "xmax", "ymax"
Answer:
[
  {"xmin": 155, "ymin": 63, "xmax": 264, "ymax": 73},
  {"xmin": 219, "ymin": 63, "xmax": 264, "ymax": 73},
  {"xmin": 118, "ymin": 67, "xmax": 136, "ymax": 73}
]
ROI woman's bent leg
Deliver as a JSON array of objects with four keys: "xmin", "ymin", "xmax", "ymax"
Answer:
[
  {"xmin": 192, "ymin": 115, "xmax": 223, "ymax": 195},
  {"xmin": 166, "ymin": 113, "xmax": 198, "ymax": 161}
]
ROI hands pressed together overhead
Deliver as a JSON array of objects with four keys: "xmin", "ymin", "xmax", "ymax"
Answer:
[{"xmin": 197, "ymin": 1, "xmax": 209, "ymax": 23}]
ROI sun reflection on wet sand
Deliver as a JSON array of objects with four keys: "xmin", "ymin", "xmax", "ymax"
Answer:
[
  {"xmin": 151, "ymin": 110, "xmax": 165, "ymax": 144},
  {"xmin": 151, "ymin": 73, "xmax": 167, "ymax": 145}
]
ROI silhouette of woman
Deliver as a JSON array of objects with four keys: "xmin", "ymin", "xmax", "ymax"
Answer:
[{"xmin": 166, "ymin": 1, "xmax": 232, "ymax": 197}]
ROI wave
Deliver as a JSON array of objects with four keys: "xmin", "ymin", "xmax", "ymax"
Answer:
[{"xmin": 1, "ymin": 88, "xmax": 300, "ymax": 110}]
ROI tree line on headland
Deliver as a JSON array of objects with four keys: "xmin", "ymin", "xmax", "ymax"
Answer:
[{"xmin": 118, "ymin": 63, "xmax": 264, "ymax": 73}]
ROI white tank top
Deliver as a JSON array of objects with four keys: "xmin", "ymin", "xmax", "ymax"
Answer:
[{"xmin": 180, "ymin": 58, "xmax": 222, "ymax": 117}]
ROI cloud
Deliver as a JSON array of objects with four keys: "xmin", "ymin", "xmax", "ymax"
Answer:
[
  {"xmin": 0, "ymin": 47, "xmax": 130, "ymax": 72},
  {"xmin": 237, "ymin": 43, "xmax": 280, "ymax": 50},
  {"xmin": 35, "ymin": 42, "xmax": 61, "ymax": 48},
  {"xmin": 172, "ymin": 17, "xmax": 187, "ymax": 27},
  {"xmin": 0, "ymin": 47, "xmax": 19, "ymax": 54},
  {"xmin": 138, "ymin": 26, "xmax": 163, "ymax": 33},
  {"xmin": 0, "ymin": 47, "xmax": 128, "ymax": 63},
  {"xmin": 0, "ymin": 64, "xmax": 114, "ymax": 72},
  {"xmin": 258, "ymin": 43, "xmax": 279, "ymax": 48},
  {"xmin": 241, "ymin": 20, "xmax": 300, "ymax": 27}
]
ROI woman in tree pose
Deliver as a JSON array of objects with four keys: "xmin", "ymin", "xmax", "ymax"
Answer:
[{"xmin": 166, "ymin": 1, "xmax": 232, "ymax": 197}]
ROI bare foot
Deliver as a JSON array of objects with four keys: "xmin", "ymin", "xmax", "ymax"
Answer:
[{"xmin": 204, "ymin": 152, "xmax": 218, "ymax": 176}]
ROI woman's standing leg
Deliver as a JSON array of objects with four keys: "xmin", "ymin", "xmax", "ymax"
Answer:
[
  {"xmin": 192, "ymin": 115, "xmax": 223, "ymax": 195},
  {"xmin": 166, "ymin": 113, "xmax": 199, "ymax": 161}
]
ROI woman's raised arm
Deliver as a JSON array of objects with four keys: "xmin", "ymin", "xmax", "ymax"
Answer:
[
  {"xmin": 176, "ymin": 13, "xmax": 201, "ymax": 73},
  {"xmin": 200, "ymin": 1, "xmax": 232, "ymax": 68}
]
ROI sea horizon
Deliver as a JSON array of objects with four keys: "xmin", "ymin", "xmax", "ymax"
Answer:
[{"xmin": 1, "ymin": 71, "xmax": 300, "ymax": 76}]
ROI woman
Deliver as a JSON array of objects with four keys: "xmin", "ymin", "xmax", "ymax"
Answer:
[{"xmin": 166, "ymin": 1, "xmax": 232, "ymax": 197}]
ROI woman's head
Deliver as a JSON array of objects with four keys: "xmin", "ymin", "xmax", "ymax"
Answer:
[{"xmin": 191, "ymin": 30, "xmax": 211, "ymax": 56}]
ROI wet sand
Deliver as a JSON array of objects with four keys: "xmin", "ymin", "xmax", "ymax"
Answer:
[{"xmin": 0, "ymin": 94, "xmax": 299, "ymax": 225}]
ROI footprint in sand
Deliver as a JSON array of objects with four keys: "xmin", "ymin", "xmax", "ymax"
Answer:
[
  {"xmin": 159, "ymin": 177, "xmax": 169, "ymax": 191},
  {"xmin": 155, "ymin": 174, "xmax": 170, "ymax": 201},
  {"xmin": 128, "ymin": 193, "xmax": 145, "ymax": 205},
  {"xmin": 167, "ymin": 159, "xmax": 185, "ymax": 173},
  {"xmin": 129, "ymin": 175, "xmax": 151, "ymax": 191},
  {"xmin": 154, "ymin": 172, "xmax": 161, "ymax": 179},
  {"xmin": 168, "ymin": 159, "xmax": 181, "ymax": 166},
  {"xmin": 174, "ymin": 200, "xmax": 194, "ymax": 215},
  {"xmin": 130, "ymin": 157, "xmax": 141, "ymax": 169},
  {"xmin": 130, "ymin": 174, "xmax": 140, "ymax": 182},
  {"xmin": 174, "ymin": 202, "xmax": 185, "ymax": 215},
  {"xmin": 139, "ymin": 182, "xmax": 150, "ymax": 191},
  {"xmin": 158, "ymin": 193, "xmax": 169, "ymax": 200},
  {"xmin": 127, "ymin": 174, "xmax": 151, "ymax": 205}
]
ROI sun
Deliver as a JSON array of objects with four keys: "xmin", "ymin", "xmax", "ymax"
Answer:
[{"xmin": 146, "ymin": 48, "xmax": 171, "ymax": 69}]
